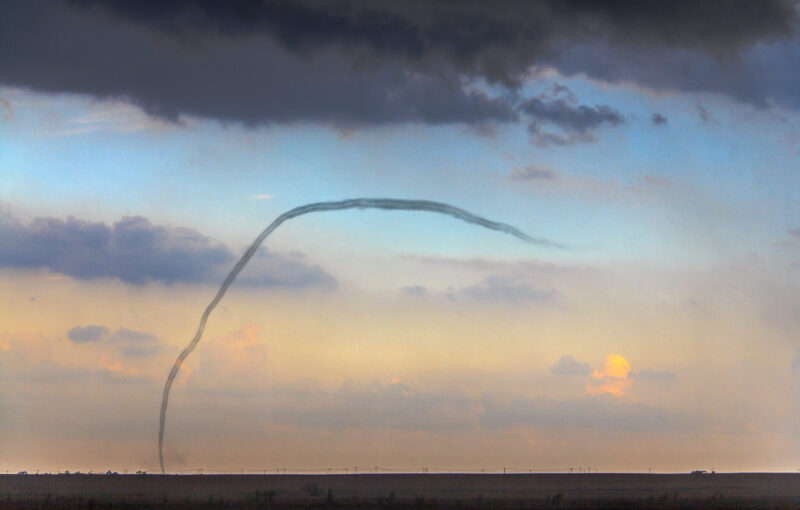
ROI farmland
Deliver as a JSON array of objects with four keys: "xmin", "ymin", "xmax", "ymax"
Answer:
[{"xmin": 2, "ymin": 473, "xmax": 799, "ymax": 509}]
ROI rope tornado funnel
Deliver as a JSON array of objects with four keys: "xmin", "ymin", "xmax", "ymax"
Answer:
[{"xmin": 158, "ymin": 198, "xmax": 562, "ymax": 472}]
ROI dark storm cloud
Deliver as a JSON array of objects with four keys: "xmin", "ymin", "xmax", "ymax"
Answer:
[
  {"xmin": 68, "ymin": 0, "xmax": 798, "ymax": 82},
  {"xmin": 549, "ymin": 355, "xmax": 591, "ymax": 376},
  {"xmin": 0, "ymin": 1, "xmax": 515, "ymax": 127},
  {"xmin": 1, "ymin": 1, "xmax": 797, "ymax": 127},
  {"xmin": 520, "ymin": 86, "xmax": 625, "ymax": 146},
  {"xmin": 555, "ymin": 38, "xmax": 800, "ymax": 111},
  {"xmin": 522, "ymin": 94, "xmax": 624, "ymax": 133},
  {"xmin": 0, "ymin": 210, "xmax": 336, "ymax": 287}
]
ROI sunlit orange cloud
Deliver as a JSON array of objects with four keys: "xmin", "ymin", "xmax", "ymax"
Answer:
[
  {"xmin": 586, "ymin": 354, "xmax": 632, "ymax": 397},
  {"xmin": 199, "ymin": 324, "xmax": 265, "ymax": 371},
  {"xmin": 100, "ymin": 357, "xmax": 139, "ymax": 376},
  {"xmin": 592, "ymin": 353, "xmax": 630, "ymax": 379}
]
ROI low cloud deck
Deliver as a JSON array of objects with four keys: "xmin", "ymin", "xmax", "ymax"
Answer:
[{"xmin": 2, "ymin": 473, "xmax": 800, "ymax": 503}]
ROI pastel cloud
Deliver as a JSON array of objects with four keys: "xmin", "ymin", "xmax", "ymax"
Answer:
[
  {"xmin": 189, "ymin": 324, "xmax": 268, "ymax": 390},
  {"xmin": 458, "ymin": 275, "xmax": 557, "ymax": 304},
  {"xmin": 550, "ymin": 355, "xmax": 591, "ymax": 376},
  {"xmin": 592, "ymin": 354, "xmax": 631, "ymax": 379},
  {"xmin": 587, "ymin": 354, "xmax": 633, "ymax": 397},
  {"xmin": 67, "ymin": 325, "xmax": 161, "ymax": 357},
  {"xmin": 0, "ymin": 331, "xmax": 149, "ymax": 384}
]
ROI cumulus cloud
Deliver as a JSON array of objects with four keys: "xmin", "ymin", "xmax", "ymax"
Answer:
[
  {"xmin": 1, "ymin": 0, "xmax": 796, "ymax": 128},
  {"xmin": 587, "ymin": 354, "xmax": 633, "ymax": 397},
  {"xmin": 592, "ymin": 354, "xmax": 631, "ymax": 379},
  {"xmin": 458, "ymin": 274, "xmax": 557, "ymax": 304},
  {"xmin": 0, "ymin": 209, "xmax": 336, "ymax": 288},
  {"xmin": 67, "ymin": 325, "xmax": 161, "ymax": 357},
  {"xmin": 550, "ymin": 355, "xmax": 591, "ymax": 376},
  {"xmin": 66, "ymin": 324, "xmax": 108, "ymax": 343}
]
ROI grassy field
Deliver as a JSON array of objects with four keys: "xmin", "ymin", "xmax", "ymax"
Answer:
[{"xmin": 2, "ymin": 473, "xmax": 800, "ymax": 509}]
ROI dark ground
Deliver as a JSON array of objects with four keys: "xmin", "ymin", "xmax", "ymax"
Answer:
[{"xmin": 2, "ymin": 473, "xmax": 800, "ymax": 509}]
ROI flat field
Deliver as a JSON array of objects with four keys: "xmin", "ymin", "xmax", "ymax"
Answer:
[{"xmin": 2, "ymin": 473, "xmax": 800, "ymax": 509}]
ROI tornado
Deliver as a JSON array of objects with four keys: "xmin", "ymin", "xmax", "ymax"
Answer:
[{"xmin": 158, "ymin": 198, "xmax": 561, "ymax": 473}]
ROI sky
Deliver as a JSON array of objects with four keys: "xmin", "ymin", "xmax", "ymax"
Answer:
[{"xmin": 1, "ymin": 0, "xmax": 800, "ymax": 474}]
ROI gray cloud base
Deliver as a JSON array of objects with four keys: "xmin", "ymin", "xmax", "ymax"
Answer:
[
  {"xmin": 0, "ymin": 210, "xmax": 335, "ymax": 288},
  {"xmin": 550, "ymin": 355, "xmax": 591, "ymax": 376}
]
